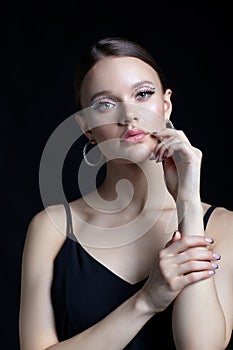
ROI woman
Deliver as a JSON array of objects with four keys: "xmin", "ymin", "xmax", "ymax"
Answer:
[{"xmin": 19, "ymin": 37, "xmax": 233, "ymax": 349}]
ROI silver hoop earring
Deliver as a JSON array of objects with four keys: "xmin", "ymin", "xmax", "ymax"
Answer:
[
  {"xmin": 165, "ymin": 119, "xmax": 175, "ymax": 129},
  {"xmin": 83, "ymin": 141, "xmax": 104, "ymax": 167}
]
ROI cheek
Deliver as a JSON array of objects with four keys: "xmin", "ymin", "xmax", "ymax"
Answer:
[
  {"xmin": 92, "ymin": 125, "xmax": 117, "ymax": 142},
  {"xmin": 139, "ymin": 98, "xmax": 166, "ymax": 130},
  {"xmin": 148, "ymin": 98, "xmax": 164, "ymax": 115},
  {"xmin": 92, "ymin": 126, "xmax": 121, "ymax": 160}
]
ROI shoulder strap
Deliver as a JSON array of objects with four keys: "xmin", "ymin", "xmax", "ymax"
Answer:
[
  {"xmin": 65, "ymin": 202, "xmax": 216, "ymax": 236},
  {"xmin": 63, "ymin": 202, "xmax": 76, "ymax": 240},
  {"xmin": 203, "ymin": 205, "xmax": 217, "ymax": 229}
]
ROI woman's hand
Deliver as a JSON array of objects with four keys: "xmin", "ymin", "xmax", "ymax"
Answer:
[
  {"xmin": 150, "ymin": 128, "xmax": 202, "ymax": 202},
  {"xmin": 140, "ymin": 232, "xmax": 220, "ymax": 314}
]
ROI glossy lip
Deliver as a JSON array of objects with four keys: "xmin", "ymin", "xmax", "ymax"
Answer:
[{"xmin": 121, "ymin": 128, "xmax": 148, "ymax": 143}]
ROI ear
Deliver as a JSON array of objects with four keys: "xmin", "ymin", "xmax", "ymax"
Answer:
[
  {"xmin": 75, "ymin": 113, "xmax": 93, "ymax": 141},
  {"xmin": 163, "ymin": 89, "xmax": 172, "ymax": 119}
]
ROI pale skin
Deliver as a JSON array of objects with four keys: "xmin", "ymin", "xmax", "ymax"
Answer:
[{"xmin": 19, "ymin": 57, "xmax": 233, "ymax": 349}]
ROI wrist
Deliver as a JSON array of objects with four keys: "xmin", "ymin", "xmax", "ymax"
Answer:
[
  {"xmin": 176, "ymin": 198, "xmax": 203, "ymax": 214},
  {"xmin": 134, "ymin": 289, "xmax": 157, "ymax": 319},
  {"xmin": 176, "ymin": 193, "xmax": 202, "ymax": 206},
  {"xmin": 176, "ymin": 199, "xmax": 204, "ymax": 236}
]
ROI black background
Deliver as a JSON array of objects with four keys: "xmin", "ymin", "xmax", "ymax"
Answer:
[{"xmin": 1, "ymin": 1, "xmax": 232, "ymax": 349}]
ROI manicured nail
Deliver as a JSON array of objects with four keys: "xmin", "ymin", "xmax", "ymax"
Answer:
[
  {"xmin": 208, "ymin": 270, "xmax": 216, "ymax": 275},
  {"xmin": 173, "ymin": 230, "xmax": 180, "ymax": 238},
  {"xmin": 213, "ymin": 253, "xmax": 221, "ymax": 260},
  {"xmin": 211, "ymin": 263, "xmax": 218, "ymax": 269},
  {"xmin": 205, "ymin": 237, "xmax": 214, "ymax": 243},
  {"xmin": 149, "ymin": 152, "xmax": 156, "ymax": 160}
]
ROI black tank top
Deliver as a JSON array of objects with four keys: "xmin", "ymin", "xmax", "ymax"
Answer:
[{"xmin": 51, "ymin": 204, "xmax": 217, "ymax": 349}]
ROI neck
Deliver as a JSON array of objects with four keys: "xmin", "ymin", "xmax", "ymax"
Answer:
[{"xmin": 97, "ymin": 159, "xmax": 175, "ymax": 211}]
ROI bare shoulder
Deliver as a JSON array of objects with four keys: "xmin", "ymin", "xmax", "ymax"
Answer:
[
  {"xmin": 203, "ymin": 203, "xmax": 233, "ymax": 344},
  {"xmin": 202, "ymin": 201, "xmax": 233, "ymax": 253},
  {"xmin": 212, "ymin": 205, "xmax": 233, "ymax": 242},
  {"xmin": 214, "ymin": 206, "xmax": 233, "ymax": 226},
  {"xmin": 23, "ymin": 204, "xmax": 68, "ymax": 263},
  {"xmin": 202, "ymin": 202, "xmax": 233, "ymax": 230},
  {"xmin": 20, "ymin": 205, "xmax": 69, "ymax": 350}
]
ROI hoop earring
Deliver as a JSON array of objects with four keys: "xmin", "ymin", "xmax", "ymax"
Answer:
[
  {"xmin": 83, "ymin": 141, "xmax": 104, "ymax": 167},
  {"xmin": 165, "ymin": 119, "xmax": 175, "ymax": 129}
]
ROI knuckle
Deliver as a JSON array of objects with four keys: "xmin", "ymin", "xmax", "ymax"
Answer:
[
  {"xmin": 186, "ymin": 249, "xmax": 195, "ymax": 259},
  {"xmin": 158, "ymin": 258, "xmax": 167, "ymax": 274},
  {"xmin": 177, "ymin": 130, "xmax": 184, "ymax": 136},
  {"xmin": 167, "ymin": 278, "xmax": 178, "ymax": 292},
  {"xmin": 181, "ymin": 235, "xmax": 189, "ymax": 246},
  {"xmin": 159, "ymin": 249, "xmax": 166, "ymax": 260},
  {"xmin": 188, "ymin": 260, "xmax": 196, "ymax": 270},
  {"xmin": 188, "ymin": 273, "xmax": 197, "ymax": 283}
]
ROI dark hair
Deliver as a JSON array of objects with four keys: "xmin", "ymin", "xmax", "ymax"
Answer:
[{"xmin": 74, "ymin": 37, "xmax": 167, "ymax": 109}]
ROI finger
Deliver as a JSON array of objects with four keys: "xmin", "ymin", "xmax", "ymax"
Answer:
[
  {"xmin": 165, "ymin": 230, "xmax": 181, "ymax": 248},
  {"xmin": 173, "ymin": 230, "xmax": 182, "ymax": 241},
  {"xmin": 176, "ymin": 270, "xmax": 216, "ymax": 290},
  {"xmin": 152, "ymin": 129, "xmax": 191, "ymax": 144},
  {"xmin": 155, "ymin": 140, "xmax": 191, "ymax": 163},
  {"xmin": 152, "ymin": 136, "xmax": 191, "ymax": 163},
  {"xmin": 176, "ymin": 260, "xmax": 219, "ymax": 276},
  {"xmin": 171, "ymin": 247, "xmax": 221, "ymax": 265},
  {"xmin": 162, "ymin": 155, "xmax": 177, "ymax": 173},
  {"xmin": 165, "ymin": 235, "xmax": 215, "ymax": 254}
]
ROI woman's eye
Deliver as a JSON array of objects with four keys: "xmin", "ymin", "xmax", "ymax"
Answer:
[
  {"xmin": 136, "ymin": 88, "xmax": 156, "ymax": 100},
  {"xmin": 93, "ymin": 101, "xmax": 115, "ymax": 113}
]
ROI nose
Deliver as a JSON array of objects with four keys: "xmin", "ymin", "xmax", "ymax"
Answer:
[
  {"xmin": 122, "ymin": 112, "xmax": 138, "ymax": 124},
  {"xmin": 118, "ymin": 103, "xmax": 139, "ymax": 125}
]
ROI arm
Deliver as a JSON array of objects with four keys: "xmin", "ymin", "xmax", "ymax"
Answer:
[
  {"xmin": 205, "ymin": 207, "xmax": 233, "ymax": 347},
  {"xmin": 153, "ymin": 128, "xmax": 227, "ymax": 349},
  {"xmin": 173, "ymin": 198, "xmax": 226, "ymax": 349},
  {"xmin": 20, "ymin": 205, "xmax": 222, "ymax": 350},
  {"xmin": 19, "ymin": 207, "xmax": 155, "ymax": 350}
]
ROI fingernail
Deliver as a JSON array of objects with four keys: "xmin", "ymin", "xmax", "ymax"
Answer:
[
  {"xmin": 149, "ymin": 152, "xmax": 156, "ymax": 160},
  {"xmin": 213, "ymin": 253, "xmax": 221, "ymax": 260},
  {"xmin": 211, "ymin": 263, "xmax": 218, "ymax": 269},
  {"xmin": 205, "ymin": 237, "xmax": 214, "ymax": 243},
  {"xmin": 152, "ymin": 130, "xmax": 161, "ymax": 134},
  {"xmin": 173, "ymin": 230, "xmax": 180, "ymax": 238}
]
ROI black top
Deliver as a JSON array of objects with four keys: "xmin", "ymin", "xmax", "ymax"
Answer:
[{"xmin": 51, "ymin": 204, "xmax": 217, "ymax": 349}]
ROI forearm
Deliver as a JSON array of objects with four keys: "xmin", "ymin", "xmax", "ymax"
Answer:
[
  {"xmin": 176, "ymin": 195, "xmax": 204, "ymax": 235},
  {"xmin": 47, "ymin": 291, "xmax": 154, "ymax": 350},
  {"xmin": 173, "ymin": 198, "xmax": 226, "ymax": 349}
]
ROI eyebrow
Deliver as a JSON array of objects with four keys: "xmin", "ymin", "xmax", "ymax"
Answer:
[
  {"xmin": 131, "ymin": 80, "xmax": 155, "ymax": 89},
  {"xmin": 89, "ymin": 80, "xmax": 155, "ymax": 104}
]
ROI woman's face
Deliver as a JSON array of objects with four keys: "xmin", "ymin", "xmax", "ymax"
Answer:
[{"xmin": 78, "ymin": 56, "xmax": 172, "ymax": 163}]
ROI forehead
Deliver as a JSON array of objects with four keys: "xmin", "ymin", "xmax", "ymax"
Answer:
[{"xmin": 80, "ymin": 56, "xmax": 161, "ymax": 105}]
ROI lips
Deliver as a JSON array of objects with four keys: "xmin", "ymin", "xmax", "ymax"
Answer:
[{"xmin": 122, "ymin": 128, "xmax": 147, "ymax": 143}]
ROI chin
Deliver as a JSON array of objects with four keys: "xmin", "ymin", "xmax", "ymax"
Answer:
[{"xmin": 108, "ymin": 150, "xmax": 150, "ymax": 165}]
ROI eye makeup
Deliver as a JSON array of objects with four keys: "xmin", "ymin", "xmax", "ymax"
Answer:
[
  {"xmin": 91, "ymin": 96, "xmax": 119, "ymax": 107},
  {"xmin": 90, "ymin": 83, "xmax": 156, "ymax": 107},
  {"xmin": 134, "ymin": 85, "xmax": 156, "ymax": 94}
]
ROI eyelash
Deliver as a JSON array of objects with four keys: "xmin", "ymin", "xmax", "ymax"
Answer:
[
  {"xmin": 135, "ymin": 86, "xmax": 156, "ymax": 100},
  {"xmin": 91, "ymin": 97, "xmax": 119, "ymax": 113},
  {"xmin": 91, "ymin": 86, "xmax": 156, "ymax": 112}
]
